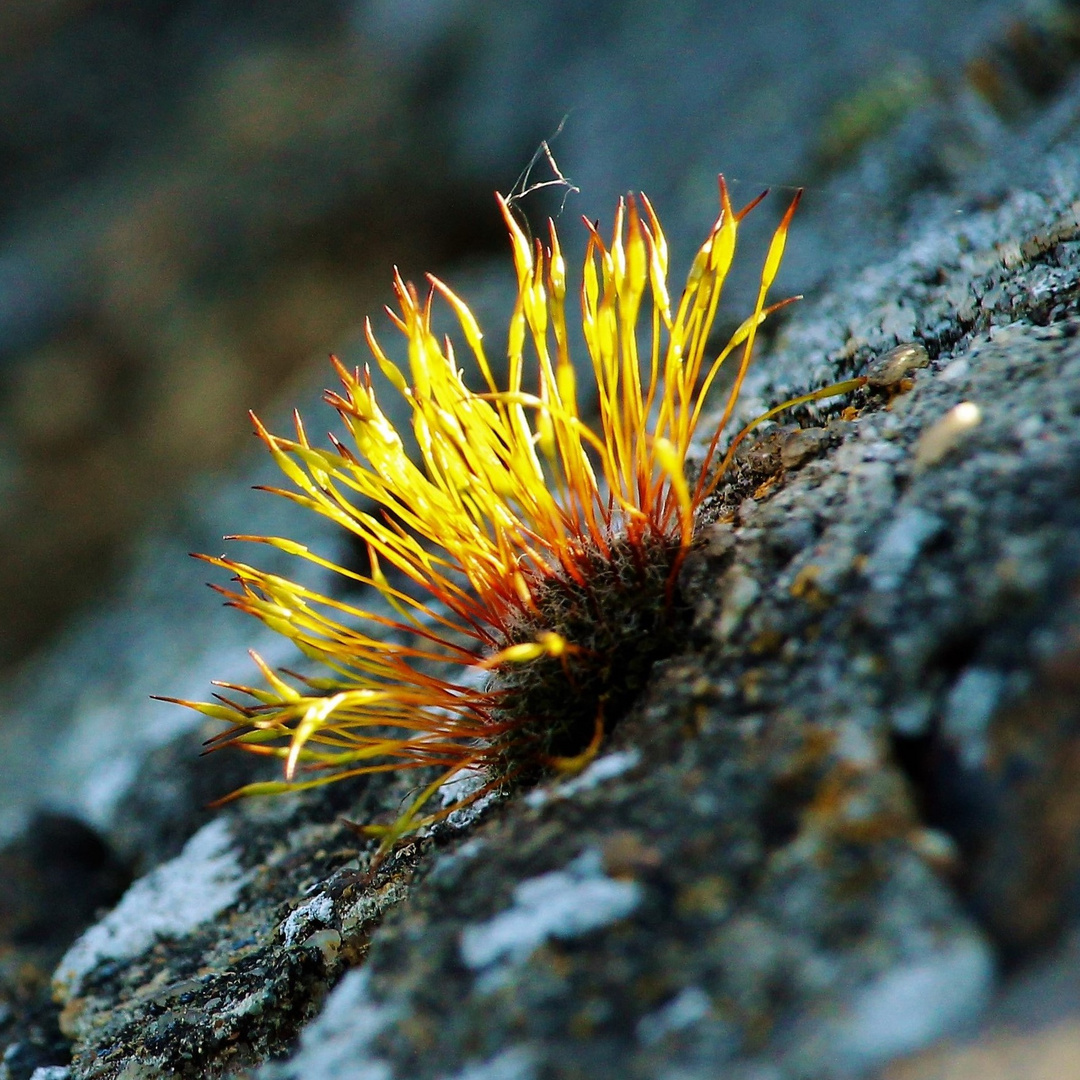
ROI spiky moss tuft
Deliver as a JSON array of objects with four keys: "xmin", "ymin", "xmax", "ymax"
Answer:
[
  {"xmin": 489, "ymin": 536, "xmax": 689, "ymax": 780},
  {"xmin": 159, "ymin": 179, "xmax": 868, "ymax": 852}
]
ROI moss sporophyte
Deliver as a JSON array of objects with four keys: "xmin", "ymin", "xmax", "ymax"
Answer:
[{"xmin": 160, "ymin": 179, "xmax": 863, "ymax": 852}]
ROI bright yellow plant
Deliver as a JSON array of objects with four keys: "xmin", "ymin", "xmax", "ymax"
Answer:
[{"xmin": 162, "ymin": 179, "xmax": 861, "ymax": 850}]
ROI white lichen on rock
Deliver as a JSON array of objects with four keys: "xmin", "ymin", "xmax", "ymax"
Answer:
[
  {"xmin": 54, "ymin": 817, "xmax": 251, "ymax": 999},
  {"xmin": 280, "ymin": 892, "xmax": 336, "ymax": 947},
  {"xmin": 823, "ymin": 934, "xmax": 995, "ymax": 1073},
  {"xmin": 434, "ymin": 1044, "xmax": 539, "ymax": 1080},
  {"xmin": 459, "ymin": 848, "xmax": 641, "ymax": 972},
  {"xmin": 258, "ymin": 968, "xmax": 399, "ymax": 1080},
  {"xmin": 523, "ymin": 749, "xmax": 641, "ymax": 808}
]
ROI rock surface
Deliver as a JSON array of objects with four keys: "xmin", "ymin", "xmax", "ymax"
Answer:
[
  {"xmin": 9, "ymin": 88, "xmax": 1080, "ymax": 1080},
  {"xmin": 6, "ymin": 4, "xmax": 1080, "ymax": 1079}
]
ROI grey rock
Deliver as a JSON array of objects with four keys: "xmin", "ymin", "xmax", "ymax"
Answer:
[{"xmin": 10, "ymin": 5, "xmax": 1080, "ymax": 1080}]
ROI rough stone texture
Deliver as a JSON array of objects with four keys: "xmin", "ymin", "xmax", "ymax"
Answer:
[
  {"xmin": 7, "ymin": 5, "xmax": 1080, "ymax": 1079},
  {"xmin": 0, "ymin": 0, "xmax": 1028, "ymax": 858},
  {"xmin": 49, "ymin": 782, "xmax": 420, "ymax": 1080},
  {"xmin": 6, "ymin": 79, "xmax": 1080, "ymax": 1080}
]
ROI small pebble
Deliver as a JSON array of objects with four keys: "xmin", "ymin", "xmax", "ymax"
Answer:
[
  {"xmin": 865, "ymin": 342, "xmax": 930, "ymax": 389},
  {"xmin": 937, "ymin": 357, "xmax": 970, "ymax": 383},
  {"xmin": 913, "ymin": 401, "xmax": 982, "ymax": 468},
  {"xmin": 781, "ymin": 427, "xmax": 830, "ymax": 469}
]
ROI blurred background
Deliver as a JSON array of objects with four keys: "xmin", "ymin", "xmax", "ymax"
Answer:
[
  {"xmin": 2, "ymin": 0, "xmax": 1078, "ymax": 842},
  {"xmin": 0, "ymin": 0, "xmax": 1052, "ymax": 668}
]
